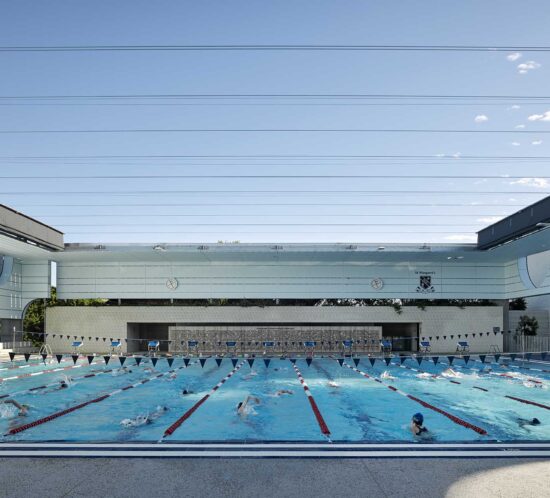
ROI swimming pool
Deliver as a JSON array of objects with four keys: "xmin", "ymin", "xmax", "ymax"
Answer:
[{"xmin": 0, "ymin": 354, "xmax": 548, "ymax": 446}]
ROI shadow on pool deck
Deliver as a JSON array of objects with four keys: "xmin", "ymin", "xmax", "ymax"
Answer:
[{"xmin": 0, "ymin": 457, "xmax": 548, "ymax": 498}]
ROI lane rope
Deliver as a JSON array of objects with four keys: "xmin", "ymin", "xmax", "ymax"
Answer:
[
  {"xmin": 7, "ymin": 363, "xmax": 191, "ymax": 435},
  {"xmin": 396, "ymin": 360, "xmax": 550, "ymax": 411},
  {"xmin": 292, "ymin": 363, "xmax": 331, "ymax": 437},
  {"xmin": 341, "ymin": 360, "xmax": 488, "ymax": 435},
  {"xmin": 162, "ymin": 361, "xmax": 245, "ymax": 439}
]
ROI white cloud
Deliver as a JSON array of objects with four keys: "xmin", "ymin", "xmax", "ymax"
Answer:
[
  {"xmin": 517, "ymin": 60, "xmax": 541, "ymax": 74},
  {"xmin": 444, "ymin": 234, "xmax": 477, "ymax": 242},
  {"xmin": 511, "ymin": 141, "xmax": 521, "ymax": 146},
  {"xmin": 477, "ymin": 216, "xmax": 504, "ymax": 224},
  {"xmin": 515, "ymin": 124, "xmax": 525, "ymax": 129},
  {"xmin": 527, "ymin": 111, "xmax": 550, "ymax": 122},
  {"xmin": 510, "ymin": 177, "xmax": 549, "ymax": 188},
  {"xmin": 507, "ymin": 52, "xmax": 522, "ymax": 62},
  {"xmin": 532, "ymin": 140, "xmax": 543, "ymax": 145},
  {"xmin": 474, "ymin": 114, "xmax": 489, "ymax": 123}
]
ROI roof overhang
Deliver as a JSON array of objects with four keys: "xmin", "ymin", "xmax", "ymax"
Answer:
[
  {"xmin": 0, "ymin": 204, "xmax": 64, "ymax": 251},
  {"xmin": 477, "ymin": 196, "xmax": 550, "ymax": 250}
]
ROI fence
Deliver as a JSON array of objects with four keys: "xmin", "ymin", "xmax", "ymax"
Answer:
[{"xmin": 503, "ymin": 333, "xmax": 550, "ymax": 353}]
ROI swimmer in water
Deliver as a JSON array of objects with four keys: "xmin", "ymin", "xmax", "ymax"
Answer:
[
  {"xmin": 441, "ymin": 368, "xmax": 462, "ymax": 378},
  {"xmin": 411, "ymin": 412, "xmax": 429, "ymax": 436},
  {"xmin": 1, "ymin": 399, "xmax": 29, "ymax": 416},
  {"xmin": 328, "ymin": 381, "xmax": 340, "ymax": 388},
  {"xmin": 517, "ymin": 417, "xmax": 541, "ymax": 428},
  {"xmin": 121, "ymin": 406, "xmax": 168, "ymax": 428},
  {"xmin": 112, "ymin": 366, "xmax": 133, "ymax": 376},
  {"xmin": 182, "ymin": 388, "xmax": 194, "ymax": 395},
  {"xmin": 275, "ymin": 389, "xmax": 293, "ymax": 396},
  {"xmin": 237, "ymin": 396, "xmax": 260, "ymax": 417},
  {"xmin": 380, "ymin": 370, "xmax": 395, "ymax": 380}
]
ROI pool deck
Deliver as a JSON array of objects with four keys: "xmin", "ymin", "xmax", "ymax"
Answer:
[{"xmin": 0, "ymin": 456, "xmax": 548, "ymax": 497}]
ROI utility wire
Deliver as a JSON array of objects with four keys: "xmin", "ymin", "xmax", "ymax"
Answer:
[
  {"xmin": 1, "ymin": 44, "xmax": 550, "ymax": 52},
  {"xmin": 0, "ymin": 174, "xmax": 546, "ymax": 180},
  {"xmin": 0, "ymin": 128, "xmax": 549, "ymax": 134}
]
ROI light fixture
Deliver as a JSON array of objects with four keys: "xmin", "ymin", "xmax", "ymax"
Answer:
[{"xmin": 377, "ymin": 246, "xmax": 385, "ymax": 251}]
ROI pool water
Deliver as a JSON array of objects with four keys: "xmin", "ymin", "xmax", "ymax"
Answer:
[{"xmin": 0, "ymin": 355, "xmax": 548, "ymax": 443}]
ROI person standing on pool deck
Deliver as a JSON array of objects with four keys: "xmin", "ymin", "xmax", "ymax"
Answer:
[{"xmin": 411, "ymin": 412, "xmax": 429, "ymax": 436}]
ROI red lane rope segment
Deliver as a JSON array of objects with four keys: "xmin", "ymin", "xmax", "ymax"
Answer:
[
  {"xmin": 163, "ymin": 361, "xmax": 245, "ymax": 438},
  {"xmin": 292, "ymin": 363, "xmax": 331, "ymax": 436},
  {"xmin": 342, "ymin": 361, "xmax": 487, "ymax": 436}
]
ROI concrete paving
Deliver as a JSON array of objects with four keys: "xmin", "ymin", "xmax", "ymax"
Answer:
[{"xmin": 0, "ymin": 457, "xmax": 548, "ymax": 498}]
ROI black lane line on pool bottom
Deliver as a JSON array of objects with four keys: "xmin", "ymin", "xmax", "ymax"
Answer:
[
  {"xmin": 393, "ymin": 360, "xmax": 550, "ymax": 411},
  {"xmin": 340, "ymin": 361, "xmax": 488, "ymax": 436},
  {"xmin": 6, "ymin": 364, "xmax": 191, "ymax": 435},
  {"xmin": 162, "ymin": 361, "xmax": 245, "ymax": 439}
]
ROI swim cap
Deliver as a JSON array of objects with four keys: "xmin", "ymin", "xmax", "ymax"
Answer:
[
  {"xmin": 532, "ymin": 418, "xmax": 540, "ymax": 425},
  {"xmin": 413, "ymin": 413, "xmax": 424, "ymax": 424}
]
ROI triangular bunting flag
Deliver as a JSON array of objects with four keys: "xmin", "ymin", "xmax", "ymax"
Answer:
[
  {"xmin": 353, "ymin": 357, "xmax": 360, "ymax": 367},
  {"xmin": 8, "ymin": 352, "xmax": 15, "ymax": 362},
  {"xmin": 399, "ymin": 356, "xmax": 407, "ymax": 365},
  {"xmin": 151, "ymin": 357, "xmax": 159, "ymax": 367},
  {"xmin": 56, "ymin": 354, "xmax": 63, "ymax": 363},
  {"xmin": 264, "ymin": 358, "xmax": 271, "ymax": 368},
  {"xmin": 337, "ymin": 358, "xmax": 344, "ymax": 366},
  {"xmin": 231, "ymin": 358, "xmax": 238, "ymax": 367},
  {"xmin": 183, "ymin": 358, "xmax": 190, "ymax": 367},
  {"xmin": 479, "ymin": 355, "xmax": 486, "ymax": 364},
  {"xmin": 432, "ymin": 356, "xmax": 439, "ymax": 366},
  {"xmin": 463, "ymin": 355, "xmax": 470, "ymax": 365},
  {"xmin": 368, "ymin": 357, "xmax": 376, "ymax": 367},
  {"xmin": 494, "ymin": 354, "xmax": 500, "ymax": 363},
  {"xmin": 199, "ymin": 358, "xmax": 207, "ymax": 368},
  {"xmin": 104, "ymin": 356, "xmax": 111, "ymax": 365},
  {"xmin": 247, "ymin": 358, "xmax": 255, "ymax": 368},
  {"xmin": 290, "ymin": 358, "xmax": 296, "ymax": 364},
  {"xmin": 119, "ymin": 356, "xmax": 127, "ymax": 367},
  {"xmin": 24, "ymin": 353, "xmax": 31, "ymax": 363},
  {"xmin": 41, "ymin": 353, "xmax": 48, "ymax": 363},
  {"xmin": 384, "ymin": 357, "xmax": 392, "ymax": 366},
  {"xmin": 416, "ymin": 356, "xmax": 423, "ymax": 366},
  {"xmin": 305, "ymin": 358, "xmax": 312, "ymax": 367},
  {"xmin": 87, "ymin": 355, "xmax": 94, "ymax": 365},
  {"xmin": 166, "ymin": 358, "xmax": 174, "ymax": 368},
  {"xmin": 510, "ymin": 353, "xmax": 517, "ymax": 361},
  {"xmin": 135, "ymin": 357, "xmax": 143, "ymax": 367},
  {"xmin": 215, "ymin": 358, "xmax": 223, "ymax": 367},
  {"xmin": 71, "ymin": 355, "xmax": 78, "ymax": 365},
  {"xmin": 447, "ymin": 356, "xmax": 455, "ymax": 366}
]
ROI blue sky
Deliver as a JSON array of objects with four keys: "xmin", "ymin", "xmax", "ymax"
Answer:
[{"xmin": 0, "ymin": 1, "xmax": 549, "ymax": 244}]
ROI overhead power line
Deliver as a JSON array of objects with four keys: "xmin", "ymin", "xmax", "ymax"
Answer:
[
  {"xmin": 1, "ymin": 190, "xmax": 546, "ymax": 195},
  {"xmin": 0, "ymin": 128, "xmax": 549, "ymax": 134},
  {"xmin": 1, "ymin": 93, "xmax": 548, "ymax": 100},
  {"xmin": 0, "ymin": 174, "xmax": 546, "ymax": 180},
  {"xmin": 1, "ymin": 44, "xmax": 550, "ymax": 52},
  {"xmin": 0, "ymin": 154, "xmax": 547, "ymax": 160},
  {"xmin": 11, "ymin": 202, "xmax": 526, "ymax": 207}
]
